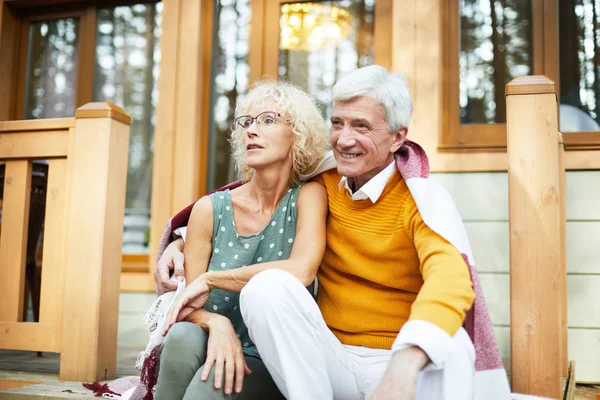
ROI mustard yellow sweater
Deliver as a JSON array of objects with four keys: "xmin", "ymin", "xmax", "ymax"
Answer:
[{"xmin": 313, "ymin": 169, "xmax": 475, "ymax": 350}]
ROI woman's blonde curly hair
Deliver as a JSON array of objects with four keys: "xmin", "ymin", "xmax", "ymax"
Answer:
[{"xmin": 229, "ymin": 80, "xmax": 330, "ymax": 187}]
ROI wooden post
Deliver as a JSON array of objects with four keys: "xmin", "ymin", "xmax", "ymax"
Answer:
[
  {"xmin": 506, "ymin": 76, "xmax": 563, "ymax": 398},
  {"xmin": 148, "ymin": 0, "xmax": 212, "ymax": 288},
  {"xmin": 0, "ymin": 1, "xmax": 20, "ymax": 120},
  {"xmin": 558, "ymin": 133, "xmax": 568, "ymax": 378},
  {"xmin": 59, "ymin": 102, "xmax": 130, "ymax": 382}
]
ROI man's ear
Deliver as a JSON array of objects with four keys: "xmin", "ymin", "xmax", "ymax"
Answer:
[{"xmin": 390, "ymin": 127, "xmax": 408, "ymax": 153}]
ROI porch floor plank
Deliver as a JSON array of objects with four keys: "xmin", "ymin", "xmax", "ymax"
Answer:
[{"xmin": 0, "ymin": 344, "xmax": 140, "ymax": 399}]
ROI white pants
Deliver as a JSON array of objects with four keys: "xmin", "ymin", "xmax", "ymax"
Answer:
[{"xmin": 240, "ymin": 269, "xmax": 475, "ymax": 400}]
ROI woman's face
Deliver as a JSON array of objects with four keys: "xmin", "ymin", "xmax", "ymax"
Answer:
[{"xmin": 239, "ymin": 98, "xmax": 294, "ymax": 172}]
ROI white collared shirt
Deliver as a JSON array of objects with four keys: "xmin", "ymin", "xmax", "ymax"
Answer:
[{"xmin": 338, "ymin": 161, "xmax": 397, "ymax": 203}]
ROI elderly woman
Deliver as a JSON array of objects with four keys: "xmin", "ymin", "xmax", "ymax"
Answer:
[{"xmin": 154, "ymin": 81, "xmax": 329, "ymax": 400}]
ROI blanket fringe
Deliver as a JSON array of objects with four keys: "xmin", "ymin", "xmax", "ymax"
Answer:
[
  {"xmin": 140, "ymin": 344, "xmax": 163, "ymax": 400},
  {"xmin": 82, "ymin": 381, "xmax": 121, "ymax": 398}
]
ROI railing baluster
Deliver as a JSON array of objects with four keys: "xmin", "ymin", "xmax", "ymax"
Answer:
[{"xmin": 0, "ymin": 160, "xmax": 32, "ymax": 322}]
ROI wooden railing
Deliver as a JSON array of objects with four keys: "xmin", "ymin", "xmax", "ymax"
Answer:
[
  {"xmin": 0, "ymin": 102, "xmax": 130, "ymax": 382},
  {"xmin": 506, "ymin": 76, "xmax": 568, "ymax": 398}
]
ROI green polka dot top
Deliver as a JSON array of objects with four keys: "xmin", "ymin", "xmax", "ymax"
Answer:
[{"xmin": 202, "ymin": 184, "xmax": 303, "ymax": 358}]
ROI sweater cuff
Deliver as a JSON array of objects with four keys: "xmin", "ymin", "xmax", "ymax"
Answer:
[
  {"xmin": 173, "ymin": 226, "xmax": 187, "ymax": 242},
  {"xmin": 392, "ymin": 320, "xmax": 454, "ymax": 370}
]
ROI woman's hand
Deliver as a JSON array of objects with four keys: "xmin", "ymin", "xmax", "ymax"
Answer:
[
  {"xmin": 163, "ymin": 275, "xmax": 212, "ymax": 336},
  {"xmin": 202, "ymin": 315, "xmax": 252, "ymax": 395}
]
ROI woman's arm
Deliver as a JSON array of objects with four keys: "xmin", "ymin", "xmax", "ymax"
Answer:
[
  {"xmin": 164, "ymin": 182, "xmax": 328, "ymax": 326},
  {"xmin": 203, "ymin": 181, "xmax": 328, "ymax": 291},
  {"xmin": 183, "ymin": 196, "xmax": 213, "ymax": 281},
  {"xmin": 180, "ymin": 196, "xmax": 215, "ymax": 323},
  {"xmin": 172, "ymin": 196, "xmax": 252, "ymax": 395}
]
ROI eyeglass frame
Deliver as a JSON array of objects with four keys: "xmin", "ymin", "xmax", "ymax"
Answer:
[{"xmin": 233, "ymin": 111, "xmax": 282, "ymax": 131}]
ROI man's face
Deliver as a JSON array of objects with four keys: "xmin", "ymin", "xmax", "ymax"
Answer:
[{"xmin": 330, "ymin": 96, "xmax": 406, "ymax": 189}]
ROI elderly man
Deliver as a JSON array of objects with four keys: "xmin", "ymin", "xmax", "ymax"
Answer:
[{"xmin": 155, "ymin": 65, "xmax": 504, "ymax": 399}]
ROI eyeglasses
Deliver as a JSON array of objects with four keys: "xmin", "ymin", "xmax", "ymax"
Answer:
[{"xmin": 234, "ymin": 111, "xmax": 281, "ymax": 130}]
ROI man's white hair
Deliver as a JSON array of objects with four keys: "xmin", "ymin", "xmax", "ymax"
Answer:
[{"xmin": 332, "ymin": 65, "xmax": 413, "ymax": 132}]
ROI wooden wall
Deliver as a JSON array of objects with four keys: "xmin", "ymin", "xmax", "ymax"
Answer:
[{"xmin": 433, "ymin": 171, "xmax": 600, "ymax": 382}]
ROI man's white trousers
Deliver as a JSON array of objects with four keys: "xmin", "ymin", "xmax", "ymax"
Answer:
[{"xmin": 240, "ymin": 269, "xmax": 476, "ymax": 400}]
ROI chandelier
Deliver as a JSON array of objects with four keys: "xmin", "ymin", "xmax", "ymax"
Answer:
[{"xmin": 280, "ymin": 2, "xmax": 354, "ymax": 51}]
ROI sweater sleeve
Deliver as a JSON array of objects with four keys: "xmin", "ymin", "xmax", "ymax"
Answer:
[{"xmin": 404, "ymin": 195, "xmax": 475, "ymax": 337}]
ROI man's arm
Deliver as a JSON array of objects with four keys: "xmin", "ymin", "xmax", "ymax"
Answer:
[
  {"xmin": 153, "ymin": 196, "xmax": 212, "ymax": 295},
  {"xmin": 370, "ymin": 201, "xmax": 475, "ymax": 399},
  {"xmin": 394, "ymin": 203, "xmax": 475, "ymax": 366}
]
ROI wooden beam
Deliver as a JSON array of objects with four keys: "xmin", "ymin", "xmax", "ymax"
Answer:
[
  {"xmin": 0, "ymin": 1, "xmax": 21, "ymax": 120},
  {"xmin": 543, "ymin": 0, "xmax": 560, "ymax": 88},
  {"xmin": 248, "ymin": 0, "xmax": 265, "ymax": 85},
  {"xmin": 150, "ymin": 0, "xmax": 212, "ymax": 282},
  {"xmin": 14, "ymin": 11, "xmax": 28, "ymax": 120},
  {"xmin": 59, "ymin": 102, "xmax": 130, "ymax": 382},
  {"xmin": 506, "ymin": 75, "xmax": 562, "ymax": 398},
  {"xmin": 0, "ymin": 118, "xmax": 75, "ymax": 131},
  {"xmin": 170, "ymin": 0, "xmax": 207, "ymax": 211},
  {"xmin": 149, "ymin": 0, "xmax": 181, "ymax": 278},
  {"xmin": 558, "ymin": 134, "xmax": 568, "ymax": 379},
  {"xmin": 262, "ymin": 0, "xmax": 279, "ymax": 79},
  {"xmin": 563, "ymin": 131, "xmax": 600, "ymax": 151},
  {"xmin": 0, "ymin": 160, "xmax": 32, "ymax": 323},
  {"xmin": 121, "ymin": 254, "xmax": 150, "ymax": 273},
  {"xmin": 0, "ymin": 322, "xmax": 60, "ymax": 352},
  {"xmin": 374, "ymin": 0, "xmax": 392, "ymax": 70},
  {"xmin": 198, "ymin": 0, "xmax": 213, "ymax": 196},
  {"xmin": 120, "ymin": 271, "xmax": 155, "ymax": 292},
  {"xmin": 0, "ymin": 130, "xmax": 70, "ymax": 158},
  {"xmin": 532, "ymin": 0, "xmax": 544, "ymax": 75},
  {"xmin": 391, "ymin": 0, "xmax": 416, "ymax": 92},
  {"xmin": 75, "ymin": 6, "xmax": 97, "ymax": 108},
  {"xmin": 565, "ymin": 361, "xmax": 576, "ymax": 400}
]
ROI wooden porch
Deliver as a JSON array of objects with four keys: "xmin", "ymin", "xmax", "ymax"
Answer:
[
  {"xmin": 0, "ymin": 75, "xmax": 595, "ymax": 399},
  {"xmin": 0, "ymin": 293, "xmax": 599, "ymax": 400},
  {"xmin": 0, "ymin": 293, "xmax": 153, "ymax": 399},
  {"xmin": 0, "ymin": 102, "xmax": 132, "ymax": 384}
]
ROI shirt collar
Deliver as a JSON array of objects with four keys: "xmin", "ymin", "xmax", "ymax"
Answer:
[{"xmin": 338, "ymin": 161, "xmax": 397, "ymax": 203}]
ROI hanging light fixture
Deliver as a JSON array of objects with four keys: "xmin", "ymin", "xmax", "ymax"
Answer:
[{"xmin": 280, "ymin": 2, "xmax": 354, "ymax": 51}]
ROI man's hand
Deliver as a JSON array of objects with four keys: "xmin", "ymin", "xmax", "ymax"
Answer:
[
  {"xmin": 154, "ymin": 237, "xmax": 185, "ymax": 293},
  {"xmin": 368, "ymin": 346, "xmax": 430, "ymax": 400}
]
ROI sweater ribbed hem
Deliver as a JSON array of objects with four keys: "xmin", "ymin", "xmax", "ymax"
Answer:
[{"xmin": 332, "ymin": 330, "xmax": 396, "ymax": 351}]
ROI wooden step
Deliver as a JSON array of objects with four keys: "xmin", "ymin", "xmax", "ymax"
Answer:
[{"xmin": 0, "ymin": 371, "xmax": 96, "ymax": 400}]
